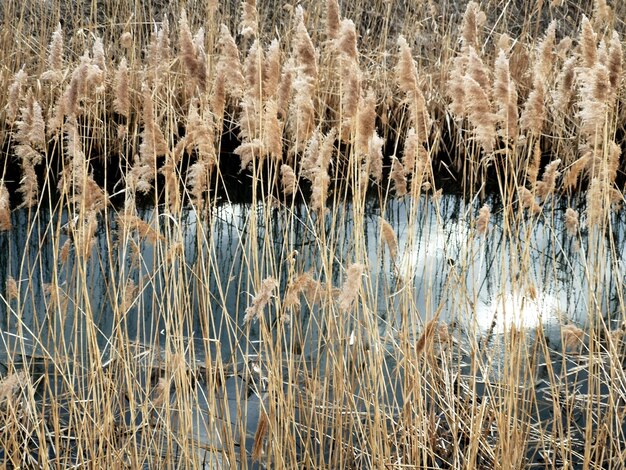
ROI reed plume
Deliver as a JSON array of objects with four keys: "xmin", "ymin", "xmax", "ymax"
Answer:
[
  {"xmin": 367, "ymin": 131, "xmax": 384, "ymax": 182},
  {"xmin": 6, "ymin": 277, "xmax": 18, "ymax": 302},
  {"xmin": 493, "ymin": 49, "xmax": 518, "ymax": 142},
  {"xmin": 607, "ymin": 31, "xmax": 622, "ymax": 91},
  {"xmin": 390, "ymin": 157, "xmax": 407, "ymax": 197},
  {"xmin": 464, "ymin": 75, "xmax": 497, "ymax": 153},
  {"xmin": 536, "ymin": 159, "xmax": 561, "ymax": 201},
  {"xmin": 553, "ymin": 56, "xmax": 577, "ymax": 113},
  {"xmin": 476, "ymin": 204, "xmax": 491, "ymax": 234},
  {"xmin": 460, "ymin": 2, "xmax": 485, "ymax": 51},
  {"xmin": 179, "ymin": 9, "xmax": 207, "ymax": 92},
  {"xmin": 0, "ymin": 371, "xmax": 27, "ymax": 403},
  {"xmin": 120, "ymin": 31, "xmax": 132, "ymax": 49},
  {"xmin": 217, "ymin": 25, "xmax": 245, "ymax": 100},
  {"xmin": 564, "ymin": 208, "xmax": 579, "ymax": 236},
  {"xmin": 280, "ymin": 164, "xmax": 297, "ymax": 196},
  {"xmin": 534, "ymin": 20, "xmax": 556, "ymax": 84},
  {"xmin": 356, "ymin": 89, "xmax": 376, "ymax": 156},
  {"xmin": 520, "ymin": 81, "xmax": 546, "ymax": 137},
  {"xmin": 580, "ymin": 16, "xmax": 597, "ymax": 68},
  {"xmin": 293, "ymin": 7, "xmax": 318, "ymax": 81},
  {"xmin": 252, "ymin": 408, "xmax": 269, "ymax": 461},
  {"xmin": 264, "ymin": 99, "xmax": 283, "ymax": 160},
  {"xmin": 263, "ymin": 40, "xmax": 281, "ymax": 99},
  {"xmin": 0, "ymin": 183, "xmax": 10, "ymax": 231},
  {"xmin": 244, "ymin": 277, "xmax": 279, "ymax": 324},
  {"xmin": 518, "ymin": 186, "xmax": 541, "ymax": 214},
  {"xmin": 562, "ymin": 324, "xmax": 584, "ymax": 352},
  {"xmin": 562, "ymin": 155, "xmax": 590, "ymax": 191},
  {"xmin": 337, "ymin": 263, "xmax": 364, "ymax": 312},
  {"xmin": 113, "ymin": 58, "xmax": 130, "ymax": 118},
  {"xmin": 326, "ymin": 0, "xmax": 340, "ymax": 41},
  {"xmin": 41, "ymin": 23, "xmax": 64, "ymax": 82},
  {"xmin": 380, "ymin": 217, "xmax": 398, "ymax": 261},
  {"xmin": 6, "ymin": 68, "xmax": 27, "ymax": 124},
  {"xmin": 396, "ymin": 36, "xmax": 431, "ymax": 143},
  {"xmin": 239, "ymin": 0, "xmax": 258, "ymax": 38},
  {"xmin": 586, "ymin": 177, "xmax": 603, "ymax": 226},
  {"xmin": 310, "ymin": 167, "xmax": 330, "ymax": 213}
]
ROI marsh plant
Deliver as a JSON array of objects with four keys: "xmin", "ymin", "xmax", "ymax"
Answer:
[{"xmin": 1, "ymin": 0, "xmax": 626, "ymax": 468}]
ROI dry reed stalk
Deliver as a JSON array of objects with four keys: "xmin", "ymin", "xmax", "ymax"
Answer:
[
  {"xmin": 380, "ymin": 217, "xmax": 398, "ymax": 261},
  {"xmin": 476, "ymin": 204, "xmax": 491, "ymax": 234},
  {"xmin": 244, "ymin": 277, "xmax": 279, "ymax": 324},
  {"xmin": 337, "ymin": 263, "xmax": 364, "ymax": 312},
  {"xmin": 240, "ymin": 0, "xmax": 258, "ymax": 38},
  {"xmin": 493, "ymin": 50, "xmax": 518, "ymax": 142},
  {"xmin": 564, "ymin": 208, "xmax": 579, "ymax": 236},
  {"xmin": 280, "ymin": 164, "xmax": 296, "ymax": 196},
  {"xmin": 0, "ymin": 183, "xmax": 10, "ymax": 231}
]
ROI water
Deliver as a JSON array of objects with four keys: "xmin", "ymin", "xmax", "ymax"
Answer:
[{"xmin": 1, "ymin": 194, "xmax": 625, "ymax": 467}]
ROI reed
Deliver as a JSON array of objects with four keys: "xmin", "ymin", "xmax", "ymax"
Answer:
[{"xmin": 0, "ymin": 0, "xmax": 625, "ymax": 468}]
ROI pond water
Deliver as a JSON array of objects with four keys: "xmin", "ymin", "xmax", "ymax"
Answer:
[{"xmin": 1, "ymin": 193, "xmax": 625, "ymax": 467}]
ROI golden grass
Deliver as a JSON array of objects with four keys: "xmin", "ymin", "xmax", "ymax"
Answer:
[{"xmin": 0, "ymin": 0, "xmax": 625, "ymax": 468}]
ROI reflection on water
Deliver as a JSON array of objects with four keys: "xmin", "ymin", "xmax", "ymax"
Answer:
[{"xmin": 1, "ymin": 194, "xmax": 625, "ymax": 465}]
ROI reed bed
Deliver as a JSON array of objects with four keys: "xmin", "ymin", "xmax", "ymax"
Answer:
[{"xmin": 0, "ymin": 0, "xmax": 626, "ymax": 468}]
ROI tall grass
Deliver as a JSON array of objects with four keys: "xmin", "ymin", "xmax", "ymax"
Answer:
[{"xmin": 1, "ymin": 0, "xmax": 626, "ymax": 468}]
